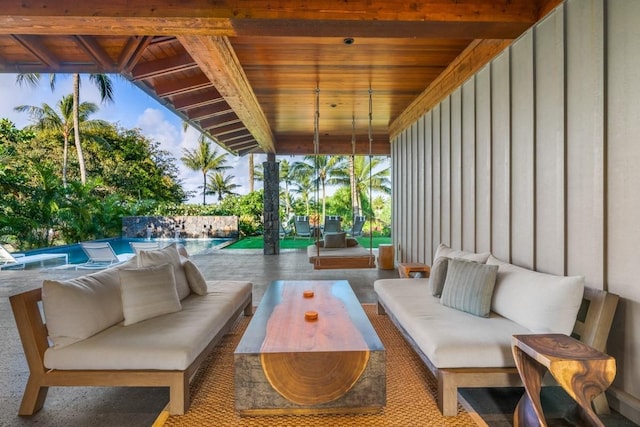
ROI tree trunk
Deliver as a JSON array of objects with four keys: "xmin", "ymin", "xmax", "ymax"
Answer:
[
  {"xmin": 321, "ymin": 178, "xmax": 326, "ymax": 224},
  {"xmin": 349, "ymin": 155, "xmax": 359, "ymax": 217},
  {"xmin": 72, "ymin": 74, "xmax": 87, "ymax": 184},
  {"xmin": 202, "ymin": 171, "xmax": 207, "ymax": 205},
  {"xmin": 62, "ymin": 135, "xmax": 69, "ymax": 187},
  {"xmin": 248, "ymin": 153, "xmax": 254, "ymax": 192}
]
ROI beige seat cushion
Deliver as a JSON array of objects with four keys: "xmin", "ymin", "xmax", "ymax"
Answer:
[
  {"xmin": 44, "ymin": 280, "xmax": 252, "ymax": 371},
  {"xmin": 119, "ymin": 264, "xmax": 182, "ymax": 326},
  {"xmin": 487, "ymin": 255, "xmax": 584, "ymax": 334},
  {"xmin": 182, "ymin": 259, "xmax": 208, "ymax": 296},
  {"xmin": 137, "ymin": 243, "xmax": 190, "ymax": 300},
  {"xmin": 434, "ymin": 243, "xmax": 490, "ymax": 264},
  {"xmin": 375, "ymin": 278, "xmax": 530, "ymax": 368}
]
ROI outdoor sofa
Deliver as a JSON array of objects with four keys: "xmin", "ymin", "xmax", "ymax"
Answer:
[
  {"xmin": 375, "ymin": 243, "xmax": 619, "ymax": 416},
  {"xmin": 10, "ymin": 243, "xmax": 252, "ymax": 416}
]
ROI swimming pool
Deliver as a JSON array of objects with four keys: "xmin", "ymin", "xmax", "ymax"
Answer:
[{"xmin": 18, "ymin": 237, "xmax": 232, "ymax": 265}]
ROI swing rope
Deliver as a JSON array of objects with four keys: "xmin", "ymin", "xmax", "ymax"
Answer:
[{"xmin": 368, "ymin": 88, "xmax": 374, "ymax": 256}]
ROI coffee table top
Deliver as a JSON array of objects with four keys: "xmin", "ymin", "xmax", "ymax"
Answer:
[{"xmin": 235, "ymin": 280, "xmax": 384, "ymax": 354}]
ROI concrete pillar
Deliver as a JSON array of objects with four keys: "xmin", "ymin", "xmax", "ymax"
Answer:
[{"xmin": 263, "ymin": 153, "xmax": 280, "ymax": 255}]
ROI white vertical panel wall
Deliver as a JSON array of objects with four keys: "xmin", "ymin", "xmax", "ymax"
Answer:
[{"xmin": 388, "ymin": 0, "xmax": 640, "ymax": 419}]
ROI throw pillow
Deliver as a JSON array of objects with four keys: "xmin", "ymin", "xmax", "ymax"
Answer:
[
  {"xmin": 119, "ymin": 264, "xmax": 182, "ymax": 326},
  {"xmin": 440, "ymin": 258, "xmax": 498, "ymax": 317},
  {"xmin": 324, "ymin": 232, "xmax": 347, "ymax": 248},
  {"xmin": 346, "ymin": 237, "xmax": 359, "ymax": 247},
  {"xmin": 434, "ymin": 243, "xmax": 490, "ymax": 265},
  {"xmin": 182, "ymin": 259, "xmax": 208, "ymax": 295},
  {"xmin": 137, "ymin": 243, "xmax": 190, "ymax": 300},
  {"xmin": 429, "ymin": 256, "xmax": 450, "ymax": 297},
  {"xmin": 42, "ymin": 271, "xmax": 124, "ymax": 347},
  {"xmin": 487, "ymin": 255, "xmax": 584, "ymax": 333}
]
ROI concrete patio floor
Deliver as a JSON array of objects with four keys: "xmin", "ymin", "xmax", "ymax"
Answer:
[{"xmin": 0, "ymin": 248, "xmax": 399, "ymax": 427}]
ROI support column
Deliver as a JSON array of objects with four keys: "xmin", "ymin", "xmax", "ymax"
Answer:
[{"xmin": 263, "ymin": 153, "xmax": 280, "ymax": 255}]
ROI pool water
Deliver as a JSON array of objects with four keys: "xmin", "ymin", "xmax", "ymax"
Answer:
[{"xmin": 19, "ymin": 237, "xmax": 232, "ymax": 265}]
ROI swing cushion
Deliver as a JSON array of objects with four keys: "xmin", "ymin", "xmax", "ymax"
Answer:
[
  {"xmin": 314, "ymin": 237, "xmax": 359, "ymax": 248},
  {"xmin": 324, "ymin": 232, "xmax": 347, "ymax": 248}
]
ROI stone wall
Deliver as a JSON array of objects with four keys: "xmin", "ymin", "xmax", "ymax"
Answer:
[{"xmin": 122, "ymin": 216, "xmax": 239, "ymax": 239}]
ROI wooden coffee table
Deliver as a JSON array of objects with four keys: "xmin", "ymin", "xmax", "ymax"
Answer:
[{"xmin": 234, "ymin": 280, "xmax": 386, "ymax": 415}]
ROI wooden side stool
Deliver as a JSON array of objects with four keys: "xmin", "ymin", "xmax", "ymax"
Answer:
[
  {"xmin": 397, "ymin": 262, "xmax": 430, "ymax": 278},
  {"xmin": 512, "ymin": 333, "xmax": 616, "ymax": 427}
]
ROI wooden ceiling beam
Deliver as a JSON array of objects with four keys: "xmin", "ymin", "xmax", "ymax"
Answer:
[
  {"xmin": 179, "ymin": 35, "xmax": 275, "ymax": 153},
  {"xmin": 131, "ymin": 51, "xmax": 198, "ymax": 81},
  {"xmin": 153, "ymin": 73, "xmax": 212, "ymax": 97},
  {"xmin": 186, "ymin": 103, "xmax": 234, "ymax": 121},
  {"xmin": 197, "ymin": 111, "xmax": 239, "ymax": 129},
  {"xmin": 207, "ymin": 122, "xmax": 245, "ymax": 136},
  {"xmin": 274, "ymin": 134, "xmax": 390, "ymax": 156},
  {"xmin": 119, "ymin": 36, "xmax": 153, "ymax": 74},
  {"xmin": 74, "ymin": 35, "xmax": 117, "ymax": 70},
  {"xmin": 389, "ymin": 39, "xmax": 512, "ymax": 139},
  {"xmin": 0, "ymin": 1, "xmax": 538, "ymax": 37},
  {"xmin": 11, "ymin": 35, "xmax": 60, "ymax": 69},
  {"xmin": 171, "ymin": 89, "xmax": 225, "ymax": 111}
]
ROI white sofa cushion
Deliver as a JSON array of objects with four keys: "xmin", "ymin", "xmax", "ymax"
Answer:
[
  {"xmin": 434, "ymin": 243, "xmax": 490, "ymax": 265},
  {"xmin": 429, "ymin": 256, "xmax": 449, "ymax": 296},
  {"xmin": 375, "ymin": 279, "xmax": 530, "ymax": 368},
  {"xmin": 182, "ymin": 259, "xmax": 208, "ymax": 296},
  {"xmin": 119, "ymin": 264, "xmax": 182, "ymax": 326},
  {"xmin": 440, "ymin": 259, "xmax": 498, "ymax": 317},
  {"xmin": 137, "ymin": 243, "xmax": 190, "ymax": 300},
  {"xmin": 41, "ymin": 257, "xmax": 138, "ymax": 347},
  {"xmin": 44, "ymin": 280, "xmax": 252, "ymax": 370},
  {"xmin": 487, "ymin": 255, "xmax": 584, "ymax": 334}
]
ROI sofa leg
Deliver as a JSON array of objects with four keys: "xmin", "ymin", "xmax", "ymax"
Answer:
[
  {"xmin": 244, "ymin": 301, "xmax": 253, "ymax": 316},
  {"xmin": 437, "ymin": 370, "xmax": 459, "ymax": 416},
  {"xmin": 168, "ymin": 373, "xmax": 189, "ymax": 415},
  {"xmin": 18, "ymin": 377, "xmax": 48, "ymax": 416},
  {"xmin": 377, "ymin": 302, "xmax": 387, "ymax": 315}
]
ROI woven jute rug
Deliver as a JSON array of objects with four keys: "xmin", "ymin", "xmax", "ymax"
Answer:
[{"xmin": 158, "ymin": 304, "xmax": 477, "ymax": 427}]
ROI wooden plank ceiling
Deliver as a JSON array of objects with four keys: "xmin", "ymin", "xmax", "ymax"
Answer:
[{"xmin": 0, "ymin": 0, "xmax": 561, "ymax": 156}]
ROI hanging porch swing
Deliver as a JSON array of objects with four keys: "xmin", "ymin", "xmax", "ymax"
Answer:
[{"xmin": 306, "ymin": 88, "xmax": 376, "ymax": 270}]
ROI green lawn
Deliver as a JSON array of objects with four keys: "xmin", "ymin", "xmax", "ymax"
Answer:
[{"xmin": 225, "ymin": 235, "xmax": 391, "ymax": 250}]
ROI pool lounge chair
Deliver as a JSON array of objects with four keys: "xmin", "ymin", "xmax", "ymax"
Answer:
[
  {"xmin": 348, "ymin": 216, "xmax": 366, "ymax": 237},
  {"xmin": 294, "ymin": 216, "xmax": 312, "ymax": 239},
  {"xmin": 130, "ymin": 241, "xmax": 163, "ymax": 255},
  {"xmin": 0, "ymin": 245, "xmax": 69, "ymax": 270},
  {"xmin": 323, "ymin": 215, "xmax": 342, "ymax": 235},
  {"xmin": 76, "ymin": 242, "xmax": 134, "ymax": 270}
]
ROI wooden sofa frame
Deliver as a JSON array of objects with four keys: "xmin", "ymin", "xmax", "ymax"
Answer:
[
  {"xmin": 377, "ymin": 286, "xmax": 619, "ymax": 416},
  {"xmin": 10, "ymin": 287, "xmax": 253, "ymax": 416}
]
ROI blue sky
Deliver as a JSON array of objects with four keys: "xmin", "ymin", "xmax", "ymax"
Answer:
[{"xmin": 0, "ymin": 73, "xmax": 265, "ymax": 204}]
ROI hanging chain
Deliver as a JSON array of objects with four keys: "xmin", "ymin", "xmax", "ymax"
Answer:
[
  {"xmin": 368, "ymin": 88, "xmax": 374, "ymax": 256},
  {"xmin": 313, "ymin": 87, "xmax": 320, "ymax": 156},
  {"xmin": 351, "ymin": 114, "xmax": 356, "ymax": 156},
  {"xmin": 368, "ymin": 88, "xmax": 373, "ymax": 156}
]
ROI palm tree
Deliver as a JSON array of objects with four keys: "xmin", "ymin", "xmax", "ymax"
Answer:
[
  {"xmin": 332, "ymin": 155, "xmax": 391, "ymax": 219},
  {"xmin": 291, "ymin": 155, "xmax": 345, "ymax": 222},
  {"xmin": 14, "ymin": 95, "xmax": 107, "ymax": 187},
  {"xmin": 279, "ymin": 159, "xmax": 295, "ymax": 218},
  {"xmin": 16, "ymin": 73, "xmax": 116, "ymax": 184},
  {"xmin": 290, "ymin": 173, "xmax": 315, "ymax": 216},
  {"xmin": 206, "ymin": 171, "xmax": 240, "ymax": 201},
  {"xmin": 248, "ymin": 154, "xmax": 254, "ymax": 192},
  {"xmin": 181, "ymin": 136, "xmax": 230, "ymax": 205}
]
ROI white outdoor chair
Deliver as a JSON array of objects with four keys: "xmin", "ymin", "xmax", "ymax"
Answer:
[
  {"xmin": 76, "ymin": 242, "xmax": 134, "ymax": 270},
  {"xmin": 0, "ymin": 245, "xmax": 68, "ymax": 270}
]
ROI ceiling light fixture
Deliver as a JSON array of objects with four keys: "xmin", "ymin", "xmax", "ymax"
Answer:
[{"xmin": 343, "ymin": 37, "xmax": 354, "ymax": 45}]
